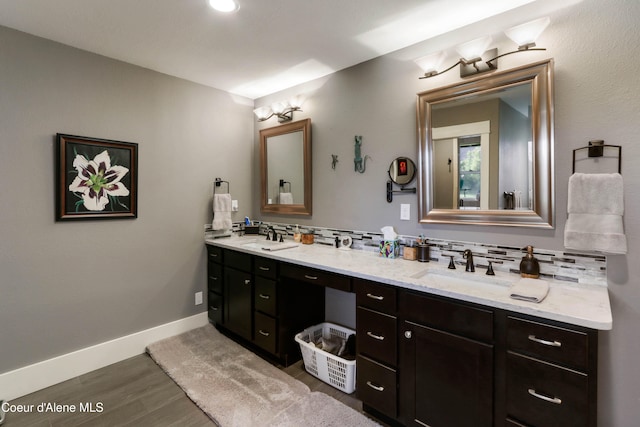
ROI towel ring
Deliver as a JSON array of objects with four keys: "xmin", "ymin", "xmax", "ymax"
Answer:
[
  {"xmin": 279, "ymin": 179, "xmax": 291, "ymax": 193},
  {"xmin": 213, "ymin": 177, "xmax": 230, "ymax": 195},
  {"xmin": 572, "ymin": 141, "xmax": 621, "ymax": 173}
]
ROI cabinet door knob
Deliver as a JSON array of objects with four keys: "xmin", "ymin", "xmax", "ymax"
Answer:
[
  {"xmin": 244, "ymin": 279, "xmax": 251, "ymax": 285},
  {"xmin": 528, "ymin": 334, "xmax": 562, "ymax": 347},
  {"xmin": 404, "ymin": 331, "xmax": 412, "ymax": 339},
  {"xmin": 366, "ymin": 331, "xmax": 385, "ymax": 341},
  {"xmin": 528, "ymin": 388, "xmax": 562, "ymax": 405},
  {"xmin": 366, "ymin": 293, "xmax": 384, "ymax": 301}
]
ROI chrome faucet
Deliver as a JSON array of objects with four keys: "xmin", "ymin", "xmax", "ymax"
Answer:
[{"xmin": 463, "ymin": 249, "xmax": 475, "ymax": 272}]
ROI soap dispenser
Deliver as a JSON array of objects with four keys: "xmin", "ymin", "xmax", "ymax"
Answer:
[{"xmin": 519, "ymin": 245, "xmax": 540, "ymax": 279}]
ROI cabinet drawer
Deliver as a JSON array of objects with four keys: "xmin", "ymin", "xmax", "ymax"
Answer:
[
  {"xmin": 506, "ymin": 352, "xmax": 589, "ymax": 427},
  {"xmin": 254, "ymin": 311, "xmax": 277, "ymax": 354},
  {"xmin": 400, "ymin": 291, "xmax": 494, "ymax": 343},
  {"xmin": 255, "ymin": 277, "xmax": 277, "ymax": 317},
  {"xmin": 208, "ymin": 262, "xmax": 223, "ymax": 294},
  {"xmin": 208, "ymin": 291, "xmax": 223, "ymax": 324},
  {"xmin": 225, "ymin": 250, "xmax": 252, "ymax": 272},
  {"xmin": 507, "ymin": 316, "xmax": 589, "ymax": 371},
  {"xmin": 355, "ymin": 279, "xmax": 396, "ymax": 314},
  {"xmin": 280, "ymin": 263, "xmax": 351, "ymax": 292},
  {"xmin": 206, "ymin": 245, "xmax": 222, "ymax": 263},
  {"xmin": 357, "ymin": 307, "xmax": 397, "ymax": 366},
  {"xmin": 254, "ymin": 257, "xmax": 278, "ymax": 280},
  {"xmin": 357, "ymin": 355, "xmax": 397, "ymax": 419}
]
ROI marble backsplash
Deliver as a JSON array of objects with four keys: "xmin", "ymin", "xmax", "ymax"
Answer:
[{"xmin": 221, "ymin": 221, "xmax": 607, "ymax": 287}]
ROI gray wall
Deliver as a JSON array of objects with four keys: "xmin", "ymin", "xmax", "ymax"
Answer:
[
  {"xmin": 255, "ymin": 0, "xmax": 640, "ymax": 424},
  {"xmin": 0, "ymin": 26, "xmax": 254, "ymax": 373}
]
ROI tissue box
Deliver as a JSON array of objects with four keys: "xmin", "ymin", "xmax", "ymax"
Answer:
[{"xmin": 379, "ymin": 239, "xmax": 400, "ymax": 258}]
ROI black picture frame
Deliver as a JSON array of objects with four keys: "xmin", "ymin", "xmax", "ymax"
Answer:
[{"xmin": 55, "ymin": 134, "xmax": 138, "ymax": 221}]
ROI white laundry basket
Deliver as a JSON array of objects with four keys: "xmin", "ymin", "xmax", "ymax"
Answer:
[{"xmin": 294, "ymin": 322, "xmax": 356, "ymax": 394}]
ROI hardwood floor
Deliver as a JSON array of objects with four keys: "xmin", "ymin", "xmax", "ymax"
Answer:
[{"xmin": 2, "ymin": 354, "xmax": 372, "ymax": 427}]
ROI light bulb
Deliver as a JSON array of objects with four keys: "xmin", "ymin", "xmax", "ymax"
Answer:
[{"xmin": 208, "ymin": 0, "xmax": 239, "ymax": 13}]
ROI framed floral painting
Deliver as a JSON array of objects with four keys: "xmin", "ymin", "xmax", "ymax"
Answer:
[{"xmin": 55, "ymin": 134, "xmax": 138, "ymax": 221}]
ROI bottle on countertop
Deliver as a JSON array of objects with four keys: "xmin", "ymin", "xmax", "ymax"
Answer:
[{"xmin": 519, "ymin": 245, "xmax": 540, "ymax": 279}]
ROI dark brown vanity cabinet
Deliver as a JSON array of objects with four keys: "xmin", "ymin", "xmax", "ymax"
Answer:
[
  {"xmin": 399, "ymin": 290, "xmax": 495, "ymax": 427},
  {"xmin": 355, "ymin": 279, "xmax": 398, "ymax": 420},
  {"xmin": 206, "ymin": 245, "xmax": 224, "ymax": 325},
  {"xmin": 505, "ymin": 315, "xmax": 598, "ymax": 427},
  {"xmin": 208, "ymin": 246, "xmax": 324, "ymax": 366},
  {"xmin": 223, "ymin": 250, "xmax": 253, "ymax": 341}
]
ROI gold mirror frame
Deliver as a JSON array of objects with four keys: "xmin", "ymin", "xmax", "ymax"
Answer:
[
  {"xmin": 260, "ymin": 118, "xmax": 312, "ymax": 215},
  {"xmin": 417, "ymin": 59, "xmax": 554, "ymax": 228}
]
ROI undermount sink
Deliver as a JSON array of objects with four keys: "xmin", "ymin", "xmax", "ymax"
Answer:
[
  {"xmin": 410, "ymin": 267, "xmax": 513, "ymax": 288},
  {"xmin": 241, "ymin": 239, "xmax": 299, "ymax": 251}
]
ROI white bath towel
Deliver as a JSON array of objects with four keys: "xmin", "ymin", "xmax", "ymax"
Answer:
[
  {"xmin": 212, "ymin": 193, "xmax": 232, "ymax": 231},
  {"xmin": 279, "ymin": 192, "xmax": 294, "ymax": 204},
  {"xmin": 564, "ymin": 173, "xmax": 627, "ymax": 254},
  {"xmin": 510, "ymin": 278, "xmax": 550, "ymax": 303}
]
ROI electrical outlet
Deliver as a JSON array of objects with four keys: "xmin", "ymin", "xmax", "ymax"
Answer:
[
  {"xmin": 195, "ymin": 291, "xmax": 203, "ymax": 305},
  {"xmin": 232, "ymin": 200, "xmax": 239, "ymax": 211}
]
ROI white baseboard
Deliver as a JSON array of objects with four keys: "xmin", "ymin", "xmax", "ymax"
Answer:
[{"xmin": 0, "ymin": 312, "xmax": 209, "ymax": 401}]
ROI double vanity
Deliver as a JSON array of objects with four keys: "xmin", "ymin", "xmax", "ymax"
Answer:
[{"xmin": 205, "ymin": 234, "xmax": 610, "ymax": 427}]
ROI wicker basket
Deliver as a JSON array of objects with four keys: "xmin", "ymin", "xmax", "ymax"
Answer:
[{"xmin": 294, "ymin": 322, "xmax": 356, "ymax": 394}]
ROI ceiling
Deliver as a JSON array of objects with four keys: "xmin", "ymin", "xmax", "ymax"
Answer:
[{"xmin": 0, "ymin": 0, "xmax": 578, "ymax": 99}]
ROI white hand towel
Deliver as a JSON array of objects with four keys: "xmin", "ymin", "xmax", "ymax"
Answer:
[
  {"xmin": 279, "ymin": 192, "xmax": 294, "ymax": 204},
  {"xmin": 564, "ymin": 173, "xmax": 627, "ymax": 254},
  {"xmin": 510, "ymin": 278, "xmax": 549, "ymax": 303},
  {"xmin": 212, "ymin": 193, "xmax": 232, "ymax": 231}
]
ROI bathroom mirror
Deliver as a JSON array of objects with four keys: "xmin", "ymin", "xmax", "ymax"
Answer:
[
  {"xmin": 260, "ymin": 118, "xmax": 312, "ymax": 215},
  {"xmin": 417, "ymin": 59, "xmax": 554, "ymax": 228},
  {"xmin": 389, "ymin": 157, "xmax": 416, "ymax": 185}
]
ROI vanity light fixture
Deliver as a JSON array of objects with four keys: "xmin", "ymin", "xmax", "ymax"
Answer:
[
  {"xmin": 416, "ymin": 17, "xmax": 550, "ymax": 80},
  {"xmin": 208, "ymin": 0, "xmax": 239, "ymax": 13},
  {"xmin": 253, "ymin": 96, "xmax": 304, "ymax": 122}
]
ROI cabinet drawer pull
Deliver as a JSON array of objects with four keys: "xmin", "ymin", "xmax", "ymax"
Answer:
[
  {"xmin": 209, "ymin": 276, "xmax": 218, "ymax": 281},
  {"xmin": 244, "ymin": 279, "xmax": 251, "ymax": 285},
  {"xmin": 209, "ymin": 306, "xmax": 218, "ymax": 311},
  {"xmin": 366, "ymin": 293, "xmax": 384, "ymax": 301},
  {"xmin": 404, "ymin": 331, "xmax": 412, "ymax": 339},
  {"xmin": 258, "ymin": 330, "xmax": 270, "ymax": 337},
  {"xmin": 528, "ymin": 388, "xmax": 562, "ymax": 405},
  {"xmin": 366, "ymin": 331, "xmax": 385, "ymax": 341},
  {"xmin": 259, "ymin": 293, "xmax": 270, "ymax": 299},
  {"xmin": 528, "ymin": 334, "xmax": 562, "ymax": 347},
  {"xmin": 259, "ymin": 266, "xmax": 270, "ymax": 271},
  {"xmin": 304, "ymin": 274, "xmax": 319, "ymax": 280},
  {"xmin": 366, "ymin": 381, "xmax": 385, "ymax": 392},
  {"xmin": 209, "ymin": 253, "xmax": 218, "ymax": 258}
]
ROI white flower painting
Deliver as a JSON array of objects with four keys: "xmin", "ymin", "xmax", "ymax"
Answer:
[{"xmin": 68, "ymin": 150, "xmax": 130, "ymax": 211}]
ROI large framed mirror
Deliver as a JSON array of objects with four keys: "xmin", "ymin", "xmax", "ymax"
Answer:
[
  {"xmin": 417, "ymin": 59, "xmax": 554, "ymax": 228},
  {"xmin": 260, "ymin": 118, "xmax": 312, "ymax": 215}
]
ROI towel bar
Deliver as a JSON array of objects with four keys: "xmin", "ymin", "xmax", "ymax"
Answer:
[
  {"xmin": 213, "ymin": 177, "xmax": 230, "ymax": 195},
  {"xmin": 572, "ymin": 141, "xmax": 621, "ymax": 173}
]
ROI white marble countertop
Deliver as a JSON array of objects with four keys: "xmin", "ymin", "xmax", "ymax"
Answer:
[{"xmin": 205, "ymin": 235, "xmax": 612, "ymax": 330}]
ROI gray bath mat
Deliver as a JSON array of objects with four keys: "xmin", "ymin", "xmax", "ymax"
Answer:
[{"xmin": 147, "ymin": 324, "xmax": 379, "ymax": 427}]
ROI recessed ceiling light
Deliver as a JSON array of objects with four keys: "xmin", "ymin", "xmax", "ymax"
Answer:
[{"xmin": 208, "ymin": 0, "xmax": 239, "ymax": 13}]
